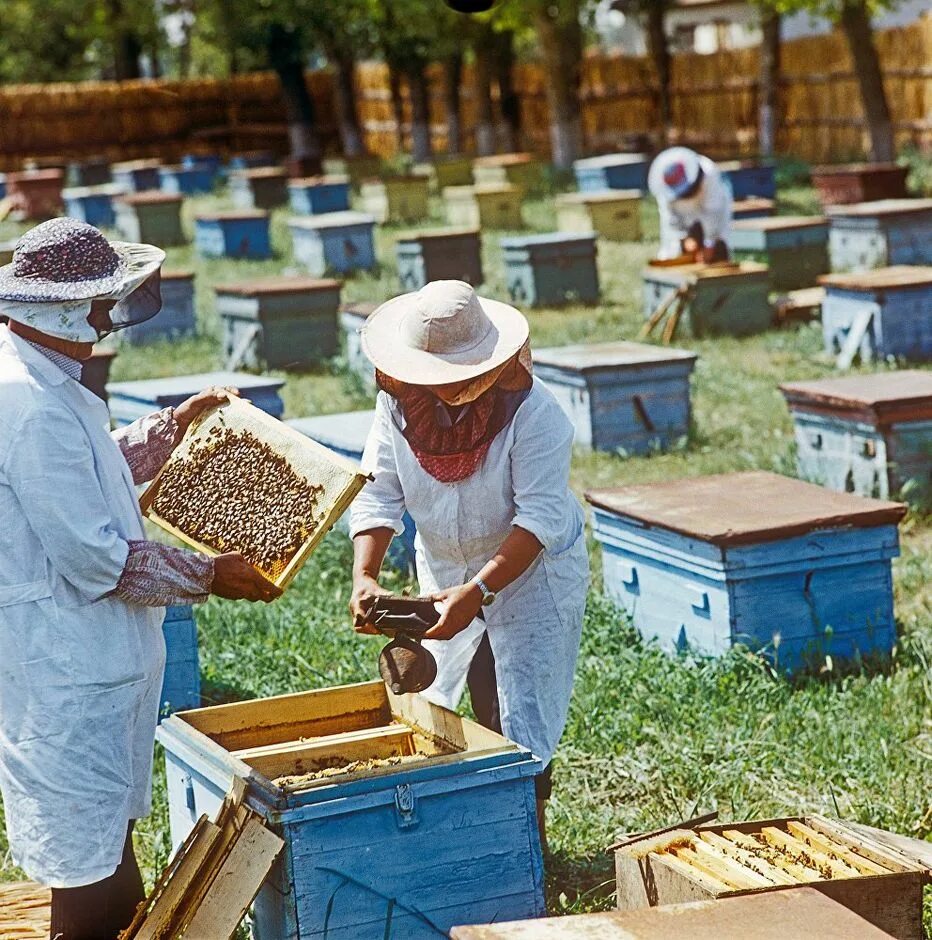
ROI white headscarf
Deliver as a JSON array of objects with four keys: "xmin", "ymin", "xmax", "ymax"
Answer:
[{"xmin": 1, "ymin": 299, "xmax": 97, "ymax": 343}]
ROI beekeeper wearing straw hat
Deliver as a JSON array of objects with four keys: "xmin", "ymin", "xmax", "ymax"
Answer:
[
  {"xmin": 0, "ymin": 218, "xmax": 280, "ymax": 940},
  {"xmin": 648, "ymin": 146, "xmax": 733, "ymax": 262},
  {"xmin": 349, "ymin": 280, "xmax": 589, "ymax": 845}
]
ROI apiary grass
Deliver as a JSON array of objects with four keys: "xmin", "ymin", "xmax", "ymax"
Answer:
[{"xmin": 0, "ymin": 188, "xmax": 929, "ymax": 933}]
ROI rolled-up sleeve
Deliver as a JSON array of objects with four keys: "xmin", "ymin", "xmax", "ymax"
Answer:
[{"xmin": 349, "ymin": 393, "xmax": 407, "ymax": 539}]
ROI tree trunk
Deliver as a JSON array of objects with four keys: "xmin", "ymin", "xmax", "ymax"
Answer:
[
  {"xmin": 644, "ymin": 1, "xmax": 671, "ymax": 142},
  {"xmin": 492, "ymin": 30, "xmax": 521, "ymax": 152},
  {"xmin": 267, "ymin": 24, "xmax": 323, "ymax": 175},
  {"xmin": 534, "ymin": 3, "xmax": 583, "ymax": 168},
  {"xmin": 406, "ymin": 60, "xmax": 433, "ymax": 162},
  {"xmin": 106, "ymin": 0, "xmax": 142, "ymax": 80},
  {"xmin": 330, "ymin": 46, "xmax": 368, "ymax": 157},
  {"xmin": 443, "ymin": 52, "xmax": 464, "ymax": 154},
  {"xmin": 387, "ymin": 61, "xmax": 407, "ymax": 152},
  {"xmin": 472, "ymin": 30, "xmax": 496, "ymax": 156},
  {"xmin": 839, "ymin": 0, "xmax": 894, "ymax": 162},
  {"xmin": 758, "ymin": 10, "xmax": 781, "ymax": 158}
]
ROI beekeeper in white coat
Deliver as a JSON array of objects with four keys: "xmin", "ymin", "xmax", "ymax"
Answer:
[
  {"xmin": 648, "ymin": 146, "xmax": 733, "ymax": 262},
  {"xmin": 348, "ymin": 281, "xmax": 590, "ymax": 847},
  {"xmin": 0, "ymin": 218, "xmax": 279, "ymax": 940}
]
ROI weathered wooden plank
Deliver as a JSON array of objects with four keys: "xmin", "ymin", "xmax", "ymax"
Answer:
[
  {"xmin": 808, "ymin": 817, "xmax": 920, "ymax": 873},
  {"xmin": 786, "ymin": 821, "xmax": 891, "ymax": 875},
  {"xmin": 760, "ymin": 827, "xmax": 861, "ymax": 879},
  {"xmin": 721, "ymin": 830, "xmax": 818, "ymax": 882},
  {"xmin": 699, "ymin": 831, "xmax": 797, "ymax": 885},
  {"xmin": 673, "ymin": 845, "xmax": 763, "ymax": 890}
]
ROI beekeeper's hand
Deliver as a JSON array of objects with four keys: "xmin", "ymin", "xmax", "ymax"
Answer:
[
  {"xmin": 424, "ymin": 583, "xmax": 483, "ymax": 641},
  {"xmin": 211, "ymin": 552, "xmax": 282, "ymax": 602},
  {"xmin": 350, "ymin": 576, "xmax": 392, "ymax": 635},
  {"xmin": 174, "ymin": 386, "xmax": 240, "ymax": 438}
]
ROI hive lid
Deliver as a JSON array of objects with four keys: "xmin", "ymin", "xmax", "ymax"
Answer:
[
  {"xmin": 557, "ymin": 189, "xmax": 641, "ymax": 204},
  {"xmin": 826, "ymin": 198, "xmax": 932, "ymax": 218},
  {"xmin": 718, "ymin": 159, "xmax": 773, "ymax": 172},
  {"xmin": 7, "ymin": 169, "xmax": 64, "ymax": 182},
  {"xmin": 733, "ymin": 197, "xmax": 775, "ymax": 213},
  {"xmin": 534, "ymin": 341, "xmax": 697, "ymax": 371},
  {"xmin": 474, "ymin": 152, "xmax": 536, "ymax": 167},
  {"xmin": 195, "ymin": 209, "xmax": 268, "ymax": 221},
  {"xmin": 112, "ymin": 159, "xmax": 161, "ymax": 171},
  {"xmin": 818, "ymin": 265, "xmax": 932, "ymax": 291},
  {"xmin": 732, "ymin": 215, "xmax": 827, "ymax": 232},
  {"xmin": 215, "ymin": 275, "xmax": 342, "ymax": 296},
  {"xmin": 339, "ymin": 300, "xmax": 379, "ymax": 319},
  {"xmin": 396, "ymin": 227, "xmax": 479, "ymax": 242},
  {"xmin": 585, "ymin": 471, "xmax": 906, "ymax": 546},
  {"xmin": 573, "ymin": 152, "xmax": 648, "ymax": 169},
  {"xmin": 644, "ymin": 261, "xmax": 768, "ymax": 283},
  {"xmin": 108, "ymin": 370, "xmax": 285, "ymax": 403},
  {"xmin": 288, "ymin": 210, "xmax": 376, "ymax": 229},
  {"xmin": 500, "ymin": 232, "xmax": 597, "ymax": 248},
  {"xmin": 118, "ymin": 191, "xmax": 183, "ymax": 205},
  {"xmin": 780, "ymin": 370, "xmax": 932, "ymax": 425},
  {"xmin": 62, "ymin": 183, "xmax": 125, "ymax": 198},
  {"xmin": 232, "ymin": 166, "xmax": 287, "ymax": 179},
  {"xmin": 287, "ymin": 410, "xmax": 375, "ymax": 451},
  {"xmin": 813, "ymin": 162, "xmax": 903, "ymax": 175},
  {"xmin": 288, "ymin": 174, "xmax": 349, "ymax": 186},
  {"xmin": 162, "ymin": 268, "xmax": 195, "ymax": 281}
]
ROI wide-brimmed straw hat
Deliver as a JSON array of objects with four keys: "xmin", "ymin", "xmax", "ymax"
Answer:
[
  {"xmin": 361, "ymin": 280, "xmax": 529, "ymax": 385},
  {"xmin": 0, "ymin": 217, "xmax": 164, "ymax": 303}
]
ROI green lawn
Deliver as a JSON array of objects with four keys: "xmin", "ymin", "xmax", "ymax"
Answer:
[{"xmin": 1, "ymin": 182, "xmax": 929, "ymax": 932}]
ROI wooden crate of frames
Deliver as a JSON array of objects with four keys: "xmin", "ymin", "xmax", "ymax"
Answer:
[
  {"xmin": 139, "ymin": 396, "xmax": 369, "ymax": 589},
  {"xmin": 615, "ymin": 815, "xmax": 932, "ymax": 939}
]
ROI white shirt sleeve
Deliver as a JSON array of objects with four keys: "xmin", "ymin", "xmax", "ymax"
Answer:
[
  {"xmin": 349, "ymin": 392, "xmax": 408, "ymax": 539},
  {"xmin": 649, "ymin": 169, "xmax": 688, "ymax": 260},
  {"xmin": 698, "ymin": 161, "xmax": 733, "ymax": 247}
]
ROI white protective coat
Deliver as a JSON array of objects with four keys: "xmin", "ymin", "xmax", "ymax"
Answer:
[
  {"xmin": 0, "ymin": 327, "xmax": 165, "ymax": 888},
  {"xmin": 648, "ymin": 154, "xmax": 734, "ymax": 260},
  {"xmin": 350, "ymin": 379, "xmax": 589, "ymax": 766}
]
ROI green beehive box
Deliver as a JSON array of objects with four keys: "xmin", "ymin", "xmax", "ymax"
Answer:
[
  {"xmin": 323, "ymin": 155, "xmax": 384, "ymax": 189},
  {"xmin": 115, "ymin": 191, "xmax": 186, "ymax": 246},
  {"xmin": 472, "ymin": 153, "xmax": 543, "ymax": 194},
  {"xmin": 444, "ymin": 184, "xmax": 523, "ymax": 230},
  {"xmin": 230, "ymin": 167, "xmax": 289, "ymax": 210},
  {"xmin": 730, "ymin": 215, "xmax": 830, "ymax": 291},
  {"xmin": 556, "ymin": 190, "xmax": 641, "ymax": 241},
  {"xmin": 360, "ymin": 174, "xmax": 430, "ymax": 224},
  {"xmin": 414, "ymin": 155, "xmax": 475, "ymax": 191}
]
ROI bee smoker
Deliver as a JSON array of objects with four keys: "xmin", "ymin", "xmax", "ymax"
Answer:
[{"xmin": 366, "ymin": 597, "xmax": 440, "ymax": 695}]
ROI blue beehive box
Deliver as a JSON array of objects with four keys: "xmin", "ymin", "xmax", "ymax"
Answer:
[
  {"xmin": 586, "ymin": 471, "xmax": 906, "ymax": 673},
  {"xmin": 195, "ymin": 210, "xmax": 272, "ymax": 260},
  {"xmin": 287, "ymin": 411, "xmax": 417, "ymax": 571},
  {"xmin": 160, "ymin": 604, "xmax": 200, "ymax": 717},
  {"xmin": 819, "ymin": 266, "xmax": 932, "ymax": 363},
  {"xmin": 339, "ymin": 301, "xmax": 378, "ymax": 391},
  {"xmin": 395, "ymin": 229, "xmax": 483, "ymax": 291},
  {"xmin": 121, "ymin": 270, "xmax": 196, "ymax": 344},
  {"xmin": 182, "ymin": 153, "xmax": 223, "ymax": 176},
  {"xmin": 718, "ymin": 160, "xmax": 776, "ymax": 200},
  {"xmin": 781, "ymin": 371, "xmax": 932, "ymax": 508},
  {"xmin": 290, "ymin": 211, "xmax": 378, "ymax": 276},
  {"xmin": 107, "ymin": 371, "xmax": 285, "ymax": 426},
  {"xmin": 827, "ymin": 199, "xmax": 932, "ymax": 272},
  {"xmin": 62, "ymin": 184, "xmax": 123, "ymax": 228},
  {"xmin": 573, "ymin": 153, "xmax": 649, "ymax": 193},
  {"xmin": 534, "ymin": 341, "xmax": 697, "ymax": 454},
  {"xmin": 111, "ymin": 159, "xmax": 161, "ymax": 193},
  {"xmin": 230, "ymin": 167, "xmax": 289, "ymax": 211},
  {"xmin": 288, "ymin": 175, "xmax": 352, "ymax": 215},
  {"xmin": 730, "ymin": 215, "xmax": 830, "ymax": 292},
  {"xmin": 156, "ymin": 681, "xmax": 545, "ymax": 939},
  {"xmin": 159, "ymin": 164, "xmax": 215, "ymax": 195},
  {"xmin": 501, "ymin": 233, "xmax": 599, "ymax": 308}
]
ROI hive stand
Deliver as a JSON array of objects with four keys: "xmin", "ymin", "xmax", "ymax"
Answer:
[
  {"xmin": 733, "ymin": 197, "xmax": 775, "ymax": 220},
  {"xmin": 812, "ymin": 162, "xmax": 909, "ymax": 207},
  {"xmin": 6, "ymin": 170, "xmax": 64, "ymax": 220},
  {"xmin": 819, "ymin": 266, "xmax": 932, "ymax": 365},
  {"xmin": 289, "ymin": 211, "xmax": 377, "ymax": 276},
  {"xmin": 730, "ymin": 215, "xmax": 830, "ymax": 291},
  {"xmin": 360, "ymin": 175, "xmax": 431, "ymax": 224},
  {"xmin": 229, "ymin": 150, "xmax": 278, "ymax": 171},
  {"xmin": 62, "ymin": 184, "xmax": 123, "ymax": 228},
  {"xmin": 160, "ymin": 605, "xmax": 200, "ymax": 717},
  {"xmin": 472, "ymin": 152, "xmax": 543, "ymax": 193},
  {"xmin": 586, "ymin": 471, "xmax": 905, "ymax": 673},
  {"xmin": 111, "ymin": 159, "xmax": 162, "ymax": 193},
  {"xmin": 216, "ymin": 276, "xmax": 342, "ymax": 370},
  {"xmin": 67, "ymin": 158, "xmax": 111, "ymax": 187},
  {"xmin": 230, "ymin": 167, "xmax": 289, "ymax": 211},
  {"xmin": 555, "ymin": 190, "xmax": 642, "ymax": 241},
  {"xmin": 572, "ymin": 153, "xmax": 650, "ymax": 193},
  {"xmin": 781, "ymin": 371, "xmax": 932, "ymax": 508},
  {"xmin": 323, "ymin": 154, "xmax": 384, "ymax": 189},
  {"xmin": 395, "ymin": 229, "xmax": 483, "ymax": 290},
  {"xmin": 502, "ymin": 233, "xmax": 600, "ymax": 307},
  {"xmin": 156, "ymin": 682, "xmax": 545, "ymax": 939},
  {"xmin": 827, "ymin": 199, "xmax": 932, "ymax": 272},
  {"xmin": 287, "ymin": 176, "xmax": 351, "ymax": 215},
  {"xmin": 718, "ymin": 160, "xmax": 777, "ymax": 200},
  {"xmin": 121, "ymin": 270, "xmax": 196, "ymax": 344},
  {"xmin": 194, "ymin": 210, "xmax": 272, "ymax": 260},
  {"xmin": 444, "ymin": 184, "xmax": 524, "ymax": 230},
  {"xmin": 158, "ymin": 164, "xmax": 215, "ymax": 195},
  {"xmin": 115, "ymin": 192, "xmax": 186, "ymax": 246},
  {"xmin": 340, "ymin": 301, "xmax": 378, "ymax": 391},
  {"xmin": 413, "ymin": 155, "xmax": 474, "ymax": 191},
  {"xmin": 287, "ymin": 411, "xmax": 417, "ymax": 570},
  {"xmin": 534, "ymin": 341, "xmax": 697, "ymax": 453},
  {"xmin": 641, "ymin": 262, "xmax": 772, "ymax": 337},
  {"xmin": 107, "ymin": 371, "xmax": 286, "ymax": 425}
]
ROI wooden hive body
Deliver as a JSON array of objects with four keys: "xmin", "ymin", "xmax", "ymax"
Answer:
[
  {"xmin": 819, "ymin": 266, "xmax": 932, "ymax": 363},
  {"xmin": 572, "ymin": 153, "xmax": 649, "ymax": 193},
  {"xmin": 107, "ymin": 370, "xmax": 285, "ymax": 425},
  {"xmin": 501, "ymin": 233, "xmax": 600, "ymax": 307},
  {"xmin": 288, "ymin": 176, "xmax": 351, "ymax": 215},
  {"xmin": 642, "ymin": 262, "xmax": 772, "ymax": 337},
  {"xmin": 289, "ymin": 211, "xmax": 378, "ymax": 276},
  {"xmin": 360, "ymin": 175, "xmax": 430, "ymax": 224},
  {"xmin": 115, "ymin": 192, "xmax": 186, "ymax": 246},
  {"xmin": 160, "ymin": 604, "xmax": 200, "ymax": 717},
  {"xmin": 718, "ymin": 160, "xmax": 776, "ymax": 200},
  {"xmin": 443, "ymin": 185, "xmax": 523, "ymax": 230},
  {"xmin": 812, "ymin": 163, "xmax": 909, "ymax": 207},
  {"xmin": 216, "ymin": 277, "xmax": 342, "ymax": 369},
  {"xmin": 827, "ymin": 200, "xmax": 932, "ymax": 272},
  {"xmin": 194, "ymin": 210, "xmax": 271, "ymax": 260},
  {"xmin": 730, "ymin": 216, "xmax": 830, "ymax": 291},
  {"xmin": 339, "ymin": 302, "xmax": 378, "ymax": 391},
  {"xmin": 586, "ymin": 471, "xmax": 906, "ymax": 673},
  {"xmin": 322, "ymin": 155, "xmax": 384, "ymax": 189},
  {"xmin": 781, "ymin": 371, "xmax": 932, "ymax": 507},
  {"xmin": 6, "ymin": 169, "xmax": 64, "ymax": 220},
  {"xmin": 472, "ymin": 153, "xmax": 542, "ymax": 193},
  {"xmin": 121, "ymin": 270, "xmax": 196, "ymax": 344},
  {"xmin": 413, "ymin": 156, "xmax": 474, "ymax": 191},
  {"xmin": 534, "ymin": 341, "xmax": 697, "ymax": 453},
  {"xmin": 158, "ymin": 164, "xmax": 215, "ymax": 195},
  {"xmin": 395, "ymin": 229, "xmax": 483, "ymax": 290},
  {"xmin": 111, "ymin": 159, "xmax": 161, "ymax": 193},
  {"xmin": 68, "ymin": 158, "xmax": 112, "ymax": 187},
  {"xmin": 614, "ymin": 815, "xmax": 930, "ymax": 939},
  {"xmin": 229, "ymin": 167, "xmax": 289, "ymax": 210},
  {"xmin": 732, "ymin": 197, "xmax": 775, "ymax": 220},
  {"xmin": 555, "ymin": 190, "xmax": 642, "ymax": 241},
  {"xmin": 156, "ymin": 682, "xmax": 545, "ymax": 939},
  {"xmin": 62, "ymin": 183, "xmax": 123, "ymax": 228}
]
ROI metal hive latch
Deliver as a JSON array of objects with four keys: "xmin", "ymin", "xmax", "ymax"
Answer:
[{"xmin": 394, "ymin": 784, "xmax": 418, "ymax": 829}]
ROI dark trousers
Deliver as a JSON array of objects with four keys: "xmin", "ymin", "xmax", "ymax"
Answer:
[
  {"xmin": 50, "ymin": 822, "xmax": 144, "ymax": 940},
  {"xmin": 466, "ymin": 631, "xmax": 553, "ymax": 800}
]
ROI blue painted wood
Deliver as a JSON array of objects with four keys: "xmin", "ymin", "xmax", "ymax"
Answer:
[
  {"xmin": 290, "ymin": 212, "xmax": 378, "ymax": 276},
  {"xmin": 62, "ymin": 184, "xmax": 122, "ymax": 228},
  {"xmin": 730, "ymin": 216, "xmax": 830, "ymax": 291},
  {"xmin": 0, "ymin": 174, "xmax": 6, "ymax": 199},
  {"xmin": 827, "ymin": 199, "xmax": 932, "ymax": 272},
  {"xmin": 160, "ymin": 605, "xmax": 200, "ymax": 718},
  {"xmin": 573, "ymin": 154, "xmax": 649, "ymax": 193},
  {"xmin": 288, "ymin": 177, "xmax": 352, "ymax": 215},
  {"xmin": 182, "ymin": 153, "xmax": 223, "ymax": 176},
  {"xmin": 107, "ymin": 371, "xmax": 285, "ymax": 425},
  {"xmin": 533, "ymin": 341, "xmax": 696, "ymax": 453},
  {"xmin": 395, "ymin": 229, "xmax": 483, "ymax": 290},
  {"xmin": 111, "ymin": 161, "xmax": 161, "ymax": 193},
  {"xmin": 121, "ymin": 271, "xmax": 196, "ymax": 344},
  {"xmin": 501, "ymin": 233, "xmax": 599, "ymax": 308},
  {"xmin": 158, "ymin": 165, "xmax": 215, "ymax": 195},
  {"xmin": 287, "ymin": 412, "xmax": 417, "ymax": 571},
  {"xmin": 194, "ymin": 212, "xmax": 271, "ymax": 260},
  {"xmin": 718, "ymin": 161, "xmax": 776, "ymax": 200}
]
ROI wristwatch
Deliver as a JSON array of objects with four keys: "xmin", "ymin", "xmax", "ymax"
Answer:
[{"xmin": 472, "ymin": 577, "xmax": 497, "ymax": 607}]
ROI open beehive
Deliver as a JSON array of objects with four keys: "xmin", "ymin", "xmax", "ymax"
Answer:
[
  {"xmin": 616, "ymin": 815, "xmax": 931, "ymax": 939},
  {"xmin": 140, "ymin": 396, "xmax": 369, "ymax": 589}
]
